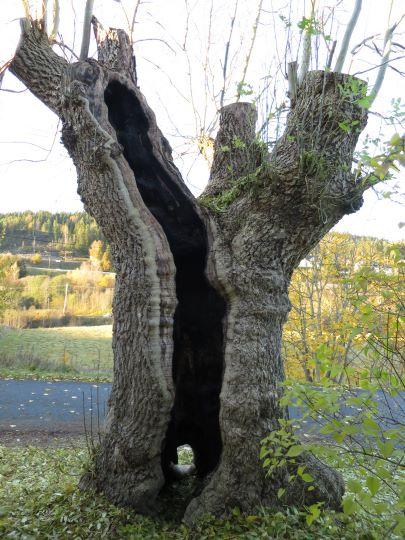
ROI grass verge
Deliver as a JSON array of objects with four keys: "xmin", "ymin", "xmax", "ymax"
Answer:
[{"xmin": 0, "ymin": 325, "xmax": 113, "ymax": 381}]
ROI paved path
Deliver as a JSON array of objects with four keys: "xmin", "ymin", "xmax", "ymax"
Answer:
[
  {"xmin": 0, "ymin": 379, "xmax": 111, "ymax": 438},
  {"xmin": 0, "ymin": 379, "xmax": 403, "ymax": 442}
]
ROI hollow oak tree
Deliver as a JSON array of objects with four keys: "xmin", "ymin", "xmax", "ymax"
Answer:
[{"xmin": 10, "ymin": 17, "xmax": 371, "ymax": 523}]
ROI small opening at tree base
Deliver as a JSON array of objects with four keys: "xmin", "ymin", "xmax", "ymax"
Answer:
[
  {"xmin": 168, "ymin": 445, "xmax": 196, "ymax": 480},
  {"xmin": 178, "ymin": 445, "xmax": 194, "ymax": 466}
]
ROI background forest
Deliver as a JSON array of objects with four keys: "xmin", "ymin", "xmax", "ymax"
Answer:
[{"xmin": 0, "ymin": 211, "xmax": 105, "ymax": 256}]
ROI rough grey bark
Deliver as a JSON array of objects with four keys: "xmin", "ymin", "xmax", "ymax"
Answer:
[
  {"xmin": 10, "ymin": 19, "xmax": 368, "ymax": 523},
  {"xmin": 188, "ymin": 72, "xmax": 367, "ymax": 519}
]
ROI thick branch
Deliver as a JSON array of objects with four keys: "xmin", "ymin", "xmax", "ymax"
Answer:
[
  {"xmin": 92, "ymin": 16, "xmax": 137, "ymax": 84},
  {"xmin": 267, "ymin": 71, "xmax": 367, "ymax": 264},
  {"xmin": 204, "ymin": 102, "xmax": 258, "ymax": 198},
  {"xmin": 204, "ymin": 71, "xmax": 368, "ymax": 270},
  {"xmin": 79, "ymin": 0, "xmax": 95, "ymax": 60},
  {"xmin": 334, "ymin": 0, "xmax": 362, "ymax": 73},
  {"xmin": 298, "ymin": 1, "xmax": 316, "ymax": 83},
  {"xmin": 274, "ymin": 71, "xmax": 367, "ymax": 197},
  {"xmin": 10, "ymin": 19, "xmax": 68, "ymax": 115}
]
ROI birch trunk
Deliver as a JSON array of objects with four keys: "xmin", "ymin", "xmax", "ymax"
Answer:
[{"xmin": 10, "ymin": 19, "xmax": 368, "ymax": 522}]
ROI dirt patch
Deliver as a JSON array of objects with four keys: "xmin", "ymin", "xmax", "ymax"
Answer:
[{"xmin": 0, "ymin": 429, "xmax": 87, "ymax": 448}]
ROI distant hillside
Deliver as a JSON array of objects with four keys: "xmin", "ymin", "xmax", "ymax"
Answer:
[{"xmin": 0, "ymin": 211, "xmax": 104, "ymax": 257}]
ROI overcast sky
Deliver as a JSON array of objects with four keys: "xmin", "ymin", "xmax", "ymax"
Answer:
[{"xmin": 0, "ymin": 0, "xmax": 403, "ymax": 240}]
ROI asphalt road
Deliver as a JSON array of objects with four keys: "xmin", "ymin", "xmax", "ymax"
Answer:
[
  {"xmin": 0, "ymin": 379, "xmax": 403, "ymax": 441},
  {"xmin": 0, "ymin": 379, "xmax": 110, "ymax": 438}
]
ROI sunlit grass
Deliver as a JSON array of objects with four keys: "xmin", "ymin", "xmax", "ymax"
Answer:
[{"xmin": 0, "ymin": 325, "xmax": 113, "ymax": 380}]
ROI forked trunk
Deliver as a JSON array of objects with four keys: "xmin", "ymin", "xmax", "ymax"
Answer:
[{"xmin": 10, "ymin": 19, "xmax": 368, "ymax": 522}]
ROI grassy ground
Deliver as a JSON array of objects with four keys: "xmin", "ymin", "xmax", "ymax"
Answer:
[
  {"xmin": 0, "ymin": 444, "xmax": 394, "ymax": 539},
  {"xmin": 25, "ymin": 266, "xmax": 69, "ymax": 276},
  {"xmin": 0, "ymin": 325, "xmax": 113, "ymax": 381}
]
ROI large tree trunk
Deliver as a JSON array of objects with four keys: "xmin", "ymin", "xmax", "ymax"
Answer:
[{"xmin": 10, "ymin": 19, "xmax": 368, "ymax": 522}]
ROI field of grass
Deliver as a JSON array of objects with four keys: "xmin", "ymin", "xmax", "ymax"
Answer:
[
  {"xmin": 0, "ymin": 325, "xmax": 113, "ymax": 380},
  {"xmin": 0, "ymin": 444, "xmax": 395, "ymax": 539},
  {"xmin": 25, "ymin": 266, "xmax": 69, "ymax": 276}
]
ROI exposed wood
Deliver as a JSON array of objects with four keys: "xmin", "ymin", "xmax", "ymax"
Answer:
[{"xmin": 92, "ymin": 16, "xmax": 137, "ymax": 84}]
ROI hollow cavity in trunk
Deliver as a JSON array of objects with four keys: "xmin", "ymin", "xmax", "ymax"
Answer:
[{"xmin": 104, "ymin": 81, "xmax": 226, "ymax": 479}]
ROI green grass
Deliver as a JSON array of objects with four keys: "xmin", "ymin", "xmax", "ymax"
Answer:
[
  {"xmin": 0, "ymin": 325, "xmax": 113, "ymax": 381},
  {"xmin": 25, "ymin": 266, "xmax": 69, "ymax": 276},
  {"xmin": 0, "ymin": 444, "xmax": 396, "ymax": 539}
]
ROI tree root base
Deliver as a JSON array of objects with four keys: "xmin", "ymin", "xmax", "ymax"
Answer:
[{"xmin": 183, "ymin": 453, "xmax": 344, "ymax": 525}]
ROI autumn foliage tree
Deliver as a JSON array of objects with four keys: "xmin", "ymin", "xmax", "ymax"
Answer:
[{"xmin": 284, "ymin": 233, "xmax": 404, "ymax": 383}]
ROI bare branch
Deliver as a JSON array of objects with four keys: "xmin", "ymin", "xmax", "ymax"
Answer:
[
  {"xmin": 298, "ymin": 0, "xmax": 317, "ymax": 83},
  {"xmin": 79, "ymin": 0, "xmax": 95, "ymax": 60},
  {"xmin": 326, "ymin": 40, "xmax": 337, "ymax": 69},
  {"xmin": 21, "ymin": 0, "xmax": 31, "ymax": 20},
  {"xmin": 141, "ymin": 57, "xmax": 190, "ymax": 103},
  {"xmin": 353, "ymin": 54, "xmax": 405, "ymax": 77},
  {"xmin": 134, "ymin": 38, "xmax": 176, "ymax": 54},
  {"xmin": 54, "ymin": 40, "xmax": 80, "ymax": 61},
  {"xmin": 0, "ymin": 88, "xmax": 28, "ymax": 94},
  {"xmin": 0, "ymin": 141, "xmax": 51, "ymax": 151},
  {"xmin": 334, "ymin": 0, "xmax": 362, "ymax": 72},
  {"xmin": 130, "ymin": 0, "xmax": 142, "ymax": 43},
  {"xmin": 351, "ymin": 33, "xmax": 380, "ymax": 56},
  {"xmin": 287, "ymin": 60, "xmax": 298, "ymax": 104},
  {"xmin": 49, "ymin": 0, "xmax": 60, "ymax": 40},
  {"xmin": 201, "ymin": 0, "xmax": 214, "ymax": 135},
  {"xmin": 370, "ymin": 17, "xmax": 405, "ymax": 104},
  {"xmin": 220, "ymin": 0, "xmax": 239, "ymax": 108},
  {"xmin": 0, "ymin": 59, "xmax": 13, "ymax": 90},
  {"xmin": 236, "ymin": 0, "xmax": 263, "ymax": 101}
]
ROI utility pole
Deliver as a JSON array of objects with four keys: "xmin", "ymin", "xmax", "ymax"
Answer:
[{"xmin": 63, "ymin": 283, "xmax": 69, "ymax": 315}]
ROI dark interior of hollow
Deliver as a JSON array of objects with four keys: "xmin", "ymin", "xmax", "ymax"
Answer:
[{"xmin": 104, "ymin": 81, "xmax": 226, "ymax": 479}]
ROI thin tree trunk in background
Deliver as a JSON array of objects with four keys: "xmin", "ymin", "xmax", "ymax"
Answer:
[
  {"xmin": 10, "ymin": 19, "xmax": 370, "ymax": 522},
  {"xmin": 62, "ymin": 283, "xmax": 68, "ymax": 315},
  {"xmin": 79, "ymin": 0, "xmax": 95, "ymax": 60}
]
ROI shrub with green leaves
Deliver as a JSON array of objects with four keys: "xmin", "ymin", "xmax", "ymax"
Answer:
[{"xmin": 260, "ymin": 372, "xmax": 404, "ymax": 537}]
